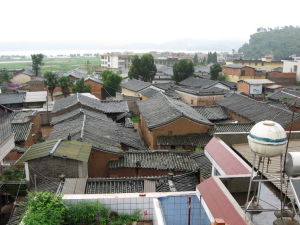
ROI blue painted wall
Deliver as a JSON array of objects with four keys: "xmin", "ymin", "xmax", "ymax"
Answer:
[{"xmin": 159, "ymin": 195, "xmax": 210, "ymax": 225}]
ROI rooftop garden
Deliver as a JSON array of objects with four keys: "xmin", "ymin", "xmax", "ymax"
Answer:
[{"xmin": 22, "ymin": 192, "xmax": 141, "ymax": 225}]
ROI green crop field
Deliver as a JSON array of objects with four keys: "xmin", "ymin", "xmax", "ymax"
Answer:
[{"xmin": 0, "ymin": 57, "xmax": 101, "ymax": 74}]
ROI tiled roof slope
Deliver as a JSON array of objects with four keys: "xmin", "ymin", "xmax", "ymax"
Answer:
[
  {"xmin": 193, "ymin": 106, "xmax": 229, "ymax": 121},
  {"xmin": 18, "ymin": 139, "xmax": 92, "ymax": 163},
  {"xmin": 190, "ymin": 152, "xmax": 212, "ymax": 179},
  {"xmin": 179, "ymin": 77, "xmax": 216, "ymax": 88},
  {"xmin": 121, "ymin": 79, "xmax": 151, "ymax": 92},
  {"xmin": 0, "ymin": 93, "xmax": 25, "ymax": 105},
  {"xmin": 157, "ymin": 134, "xmax": 211, "ymax": 148},
  {"xmin": 109, "ymin": 150, "xmax": 200, "ymax": 172},
  {"xmin": 51, "ymin": 108, "xmax": 112, "ymax": 125},
  {"xmin": 176, "ymin": 86, "xmax": 228, "ymax": 96},
  {"xmin": 216, "ymin": 93, "xmax": 300, "ymax": 127},
  {"xmin": 48, "ymin": 114, "xmax": 122, "ymax": 153},
  {"xmin": 85, "ymin": 172, "xmax": 200, "ymax": 194},
  {"xmin": 52, "ymin": 93, "xmax": 129, "ymax": 114},
  {"xmin": 139, "ymin": 87, "xmax": 162, "ymax": 98},
  {"xmin": 138, "ymin": 93, "xmax": 212, "ymax": 128},
  {"xmin": 267, "ymin": 88, "xmax": 300, "ymax": 108},
  {"xmin": 211, "ymin": 122, "xmax": 254, "ymax": 134}
]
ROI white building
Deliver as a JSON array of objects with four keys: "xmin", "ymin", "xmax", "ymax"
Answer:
[
  {"xmin": 100, "ymin": 54, "xmax": 134, "ymax": 69},
  {"xmin": 282, "ymin": 56, "xmax": 300, "ymax": 81}
]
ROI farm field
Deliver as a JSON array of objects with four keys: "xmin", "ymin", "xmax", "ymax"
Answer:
[{"xmin": 0, "ymin": 57, "xmax": 101, "ymax": 73}]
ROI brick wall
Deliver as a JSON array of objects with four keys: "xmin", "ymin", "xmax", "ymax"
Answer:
[
  {"xmin": 85, "ymin": 80, "xmax": 105, "ymax": 99},
  {"xmin": 237, "ymin": 82, "xmax": 250, "ymax": 95},
  {"xmin": 88, "ymin": 149, "xmax": 121, "ymax": 177},
  {"xmin": 140, "ymin": 116, "xmax": 212, "ymax": 149}
]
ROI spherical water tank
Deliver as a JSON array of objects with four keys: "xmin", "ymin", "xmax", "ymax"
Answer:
[
  {"xmin": 285, "ymin": 152, "xmax": 300, "ymax": 177},
  {"xmin": 247, "ymin": 120, "xmax": 287, "ymax": 157}
]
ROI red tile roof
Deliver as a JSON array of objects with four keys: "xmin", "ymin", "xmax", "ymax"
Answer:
[
  {"xmin": 205, "ymin": 137, "xmax": 251, "ymax": 175},
  {"xmin": 197, "ymin": 177, "xmax": 248, "ymax": 225}
]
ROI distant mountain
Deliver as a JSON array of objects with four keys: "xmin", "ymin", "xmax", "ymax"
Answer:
[
  {"xmin": 238, "ymin": 26, "xmax": 300, "ymax": 60},
  {"xmin": 0, "ymin": 39, "xmax": 244, "ymax": 53}
]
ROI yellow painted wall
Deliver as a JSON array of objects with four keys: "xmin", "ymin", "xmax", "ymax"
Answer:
[
  {"xmin": 11, "ymin": 74, "xmax": 31, "ymax": 84},
  {"xmin": 227, "ymin": 75, "xmax": 266, "ymax": 83},
  {"xmin": 121, "ymin": 88, "xmax": 139, "ymax": 97}
]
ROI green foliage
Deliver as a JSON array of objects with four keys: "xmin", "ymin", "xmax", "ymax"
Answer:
[
  {"xmin": 131, "ymin": 115, "xmax": 140, "ymax": 123},
  {"xmin": 195, "ymin": 147, "xmax": 203, "ymax": 153},
  {"xmin": 58, "ymin": 76, "xmax": 73, "ymax": 97},
  {"xmin": 23, "ymin": 192, "xmax": 67, "ymax": 225},
  {"xmin": 210, "ymin": 63, "xmax": 222, "ymax": 80},
  {"xmin": 206, "ymin": 52, "xmax": 217, "ymax": 64},
  {"xmin": 72, "ymin": 78, "xmax": 92, "ymax": 93},
  {"xmin": 0, "ymin": 167, "xmax": 24, "ymax": 182},
  {"xmin": 110, "ymin": 210, "xmax": 140, "ymax": 225},
  {"xmin": 44, "ymin": 71, "xmax": 59, "ymax": 100},
  {"xmin": 65, "ymin": 201, "xmax": 104, "ymax": 225},
  {"xmin": 239, "ymin": 26, "xmax": 300, "ymax": 60},
  {"xmin": 172, "ymin": 59, "xmax": 194, "ymax": 83},
  {"xmin": 31, "ymin": 54, "xmax": 44, "ymax": 76},
  {"xmin": 217, "ymin": 74, "xmax": 227, "ymax": 81},
  {"xmin": 128, "ymin": 55, "xmax": 141, "ymax": 80},
  {"xmin": 0, "ymin": 71, "xmax": 13, "ymax": 85},
  {"xmin": 128, "ymin": 54, "xmax": 157, "ymax": 82},
  {"xmin": 101, "ymin": 70, "xmax": 122, "ymax": 97}
]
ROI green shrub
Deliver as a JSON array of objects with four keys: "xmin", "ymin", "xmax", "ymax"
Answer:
[
  {"xmin": 110, "ymin": 210, "xmax": 140, "ymax": 225},
  {"xmin": 65, "ymin": 200, "xmax": 106, "ymax": 225},
  {"xmin": 23, "ymin": 192, "xmax": 67, "ymax": 225}
]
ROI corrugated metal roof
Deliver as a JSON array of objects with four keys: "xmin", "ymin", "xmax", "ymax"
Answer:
[
  {"xmin": 197, "ymin": 177, "xmax": 248, "ymax": 225},
  {"xmin": 205, "ymin": 137, "xmax": 251, "ymax": 175},
  {"xmin": 17, "ymin": 139, "xmax": 92, "ymax": 163},
  {"xmin": 24, "ymin": 91, "xmax": 47, "ymax": 103}
]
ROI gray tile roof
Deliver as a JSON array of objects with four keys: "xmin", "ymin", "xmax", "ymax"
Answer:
[
  {"xmin": 211, "ymin": 122, "xmax": 255, "ymax": 134},
  {"xmin": 85, "ymin": 76, "xmax": 103, "ymax": 84},
  {"xmin": 223, "ymin": 64, "xmax": 251, "ymax": 69},
  {"xmin": 157, "ymin": 134, "xmax": 212, "ymax": 148},
  {"xmin": 52, "ymin": 93, "xmax": 129, "ymax": 114},
  {"xmin": 179, "ymin": 77, "xmax": 216, "ymax": 88},
  {"xmin": 63, "ymin": 68, "xmax": 88, "ymax": 79},
  {"xmin": 190, "ymin": 152, "xmax": 211, "ymax": 179},
  {"xmin": 121, "ymin": 79, "xmax": 152, "ymax": 92},
  {"xmin": 11, "ymin": 110, "xmax": 37, "ymax": 124},
  {"xmin": 192, "ymin": 105, "xmax": 229, "ymax": 121},
  {"xmin": 139, "ymin": 87, "xmax": 162, "ymax": 98},
  {"xmin": 0, "ymin": 93, "xmax": 25, "ymax": 105},
  {"xmin": 23, "ymin": 67, "xmax": 35, "ymax": 76},
  {"xmin": 109, "ymin": 150, "xmax": 198, "ymax": 172},
  {"xmin": 176, "ymin": 86, "xmax": 228, "ymax": 96},
  {"xmin": 51, "ymin": 108, "xmax": 112, "ymax": 125},
  {"xmin": 49, "ymin": 113, "xmax": 144, "ymax": 152},
  {"xmin": 267, "ymin": 88, "xmax": 300, "ymax": 108},
  {"xmin": 84, "ymin": 172, "xmax": 200, "ymax": 194},
  {"xmin": 138, "ymin": 93, "xmax": 212, "ymax": 129},
  {"xmin": 48, "ymin": 114, "xmax": 122, "ymax": 153},
  {"xmin": 216, "ymin": 93, "xmax": 300, "ymax": 127}
]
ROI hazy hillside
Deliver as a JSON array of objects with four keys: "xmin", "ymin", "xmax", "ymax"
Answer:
[{"xmin": 238, "ymin": 26, "xmax": 300, "ymax": 60}]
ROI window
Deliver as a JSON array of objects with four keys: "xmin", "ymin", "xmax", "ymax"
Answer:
[
  {"xmin": 168, "ymin": 131, "xmax": 173, "ymax": 135},
  {"xmin": 191, "ymin": 99, "xmax": 194, "ymax": 104},
  {"xmin": 294, "ymin": 65, "xmax": 298, "ymax": 73},
  {"xmin": 171, "ymin": 146, "xmax": 175, "ymax": 149},
  {"xmin": 241, "ymin": 70, "xmax": 245, "ymax": 76}
]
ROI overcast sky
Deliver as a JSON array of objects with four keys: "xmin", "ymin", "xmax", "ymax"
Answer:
[{"xmin": 1, "ymin": 0, "xmax": 300, "ymax": 46}]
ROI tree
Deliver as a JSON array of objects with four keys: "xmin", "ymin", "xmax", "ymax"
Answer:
[
  {"xmin": 239, "ymin": 26, "xmax": 300, "ymax": 60},
  {"xmin": 193, "ymin": 54, "xmax": 199, "ymax": 65},
  {"xmin": 128, "ymin": 54, "xmax": 157, "ymax": 82},
  {"xmin": 128, "ymin": 55, "xmax": 141, "ymax": 79},
  {"xmin": 0, "ymin": 70, "xmax": 13, "ymax": 85},
  {"xmin": 72, "ymin": 78, "xmax": 91, "ymax": 93},
  {"xmin": 210, "ymin": 63, "xmax": 222, "ymax": 80},
  {"xmin": 101, "ymin": 70, "xmax": 122, "ymax": 97},
  {"xmin": 58, "ymin": 77, "xmax": 73, "ymax": 97},
  {"xmin": 31, "ymin": 54, "xmax": 44, "ymax": 76},
  {"xmin": 172, "ymin": 59, "xmax": 194, "ymax": 83},
  {"xmin": 140, "ymin": 54, "xmax": 157, "ymax": 82},
  {"xmin": 44, "ymin": 72, "xmax": 58, "ymax": 101},
  {"xmin": 207, "ymin": 52, "xmax": 218, "ymax": 64}
]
